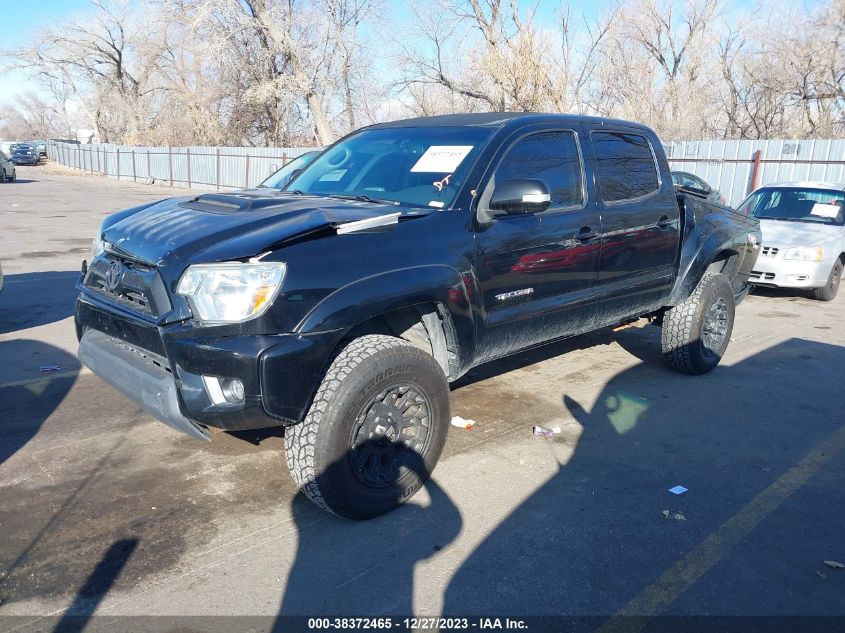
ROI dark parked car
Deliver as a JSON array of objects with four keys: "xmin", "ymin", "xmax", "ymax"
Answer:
[
  {"xmin": 259, "ymin": 150, "xmax": 320, "ymax": 190},
  {"xmin": 1, "ymin": 151, "xmax": 16, "ymax": 182},
  {"xmin": 75, "ymin": 113, "xmax": 760, "ymax": 519},
  {"xmin": 11, "ymin": 144, "xmax": 39, "ymax": 166},
  {"xmin": 672, "ymin": 170, "xmax": 725, "ymax": 204}
]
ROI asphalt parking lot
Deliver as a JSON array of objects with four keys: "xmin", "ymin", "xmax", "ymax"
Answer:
[{"xmin": 1, "ymin": 165, "xmax": 844, "ymax": 630}]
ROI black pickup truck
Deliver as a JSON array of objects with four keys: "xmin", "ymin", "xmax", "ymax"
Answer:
[{"xmin": 75, "ymin": 113, "xmax": 760, "ymax": 519}]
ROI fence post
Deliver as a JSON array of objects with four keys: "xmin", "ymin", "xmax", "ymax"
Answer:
[
  {"xmin": 216, "ymin": 148, "xmax": 221, "ymax": 190},
  {"xmin": 244, "ymin": 153, "xmax": 250, "ymax": 189},
  {"xmin": 187, "ymin": 147, "xmax": 192, "ymax": 188},
  {"xmin": 131, "ymin": 149, "xmax": 137, "ymax": 182},
  {"xmin": 116, "ymin": 147, "xmax": 121, "ymax": 180},
  {"xmin": 168, "ymin": 146, "xmax": 173, "ymax": 186},
  {"xmin": 147, "ymin": 149, "xmax": 152, "ymax": 182},
  {"xmin": 749, "ymin": 149, "xmax": 762, "ymax": 195}
]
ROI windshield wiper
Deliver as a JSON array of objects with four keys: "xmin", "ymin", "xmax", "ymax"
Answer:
[{"xmin": 328, "ymin": 194, "xmax": 400, "ymax": 206}]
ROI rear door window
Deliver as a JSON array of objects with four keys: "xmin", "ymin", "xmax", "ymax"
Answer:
[
  {"xmin": 495, "ymin": 130, "xmax": 583, "ymax": 208},
  {"xmin": 591, "ymin": 131, "xmax": 660, "ymax": 203}
]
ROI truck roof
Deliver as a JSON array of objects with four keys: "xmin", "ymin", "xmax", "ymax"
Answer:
[{"xmin": 368, "ymin": 112, "xmax": 656, "ymax": 132}]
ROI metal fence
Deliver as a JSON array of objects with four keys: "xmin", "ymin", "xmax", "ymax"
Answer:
[
  {"xmin": 47, "ymin": 141, "xmax": 318, "ymax": 191},
  {"xmin": 665, "ymin": 139, "xmax": 845, "ymax": 206},
  {"xmin": 49, "ymin": 138, "xmax": 845, "ymax": 205}
]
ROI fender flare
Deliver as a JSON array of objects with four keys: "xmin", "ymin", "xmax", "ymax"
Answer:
[
  {"xmin": 295, "ymin": 264, "xmax": 476, "ymax": 368},
  {"xmin": 668, "ymin": 227, "xmax": 746, "ymax": 305}
]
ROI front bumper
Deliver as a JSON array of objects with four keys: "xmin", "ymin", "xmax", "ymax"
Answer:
[
  {"xmin": 750, "ymin": 253, "xmax": 833, "ymax": 289},
  {"xmin": 75, "ymin": 294, "xmax": 343, "ymax": 439},
  {"xmin": 79, "ymin": 329, "xmax": 211, "ymax": 441}
]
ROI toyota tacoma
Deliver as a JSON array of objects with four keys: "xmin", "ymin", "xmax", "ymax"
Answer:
[{"xmin": 75, "ymin": 113, "xmax": 760, "ymax": 519}]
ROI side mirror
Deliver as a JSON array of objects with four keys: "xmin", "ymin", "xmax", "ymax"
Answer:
[{"xmin": 489, "ymin": 179, "xmax": 551, "ymax": 215}]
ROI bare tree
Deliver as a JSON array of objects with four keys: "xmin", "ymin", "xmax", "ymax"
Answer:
[{"xmin": 2, "ymin": 0, "xmax": 843, "ymax": 145}]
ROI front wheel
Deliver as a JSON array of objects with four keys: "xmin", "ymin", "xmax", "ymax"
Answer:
[
  {"xmin": 812, "ymin": 260, "xmax": 842, "ymax": 302},
  {"xmin": 661, "ymin": 271, "xmax": 736, "ymax": 375},
  {"xmin": 284, "ymin": 334, "xmax": 449, "ymax": 519}
]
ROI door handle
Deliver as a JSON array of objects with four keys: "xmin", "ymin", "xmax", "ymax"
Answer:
[
  {"xmin": 656, "ymin": 215, "xmax": 673, "ymax": 229},
  {"xmin": 575, "ymin": 226, "xmax": 599, "ymax": 241}
]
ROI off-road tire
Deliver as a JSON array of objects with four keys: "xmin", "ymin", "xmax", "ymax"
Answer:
[
  {"xmin": 811, "ymin": 259, "xmax": 842, "ymax": 302},
  {"xmin": 284, "ymin": 334, "xmax": 449, "ymax": 520},
  {"xmin": 661, "ymin": 271, "xmax": 735, "ymax": 375}
]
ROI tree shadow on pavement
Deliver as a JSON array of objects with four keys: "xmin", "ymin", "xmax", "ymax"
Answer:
[
  {"xmin": 442, "ymin": 336, "xmax": 845, "ymax": 619},
  {"xmin": 0, "ymin": 271, "xmax": 80, "ymax": 335},
  {"xmin": 52, "ymin": 538, "xmax": 139, "ymax": 633},
  {"xmin": 275, "ymin": 441, "xmax": 461, "ymax": 626},
  {"xmin": 0, "ymin": 341, "xmax": 79, "ymax": 465}
]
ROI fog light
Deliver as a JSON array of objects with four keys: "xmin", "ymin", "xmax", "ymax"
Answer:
[
  {"xmin": 221, "ymin": 378, "xmax": 245, "ymax": 403},
  {"xmin": 202, "ymin": 376, "xmax": 245, "ymax": 405}
]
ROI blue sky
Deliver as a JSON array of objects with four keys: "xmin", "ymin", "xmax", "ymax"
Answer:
[{"xmin": 0, "ymin": 0, "xmax": 91, "ymax": 99}]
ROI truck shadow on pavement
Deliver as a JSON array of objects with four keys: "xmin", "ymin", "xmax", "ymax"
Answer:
[
  {"xmin": 441, "ymin": 335, "xmax": 845, "ymax": 617},
  {"xmin": 0, "ymin": 271, "xmax": 80, "ymax": 335},
  {"xmin": 276, "ymin": 443, "xmax": 462, "ymax": 622},
  {"xmin": 267, "ymin": 334, "xmax": 845, "ymax": 625},
  {"xmin": 0, "ymin": 342, "xmax": 79, "ymax": 465}
]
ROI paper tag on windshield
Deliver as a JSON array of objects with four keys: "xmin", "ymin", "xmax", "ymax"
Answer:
[
  {"xmin": 811, "ymin": 203, "xmax": 841, "ymax": 218},
  {"xmin": 411, "ymin": 146, "xmax": 473, "ymax": 173}
]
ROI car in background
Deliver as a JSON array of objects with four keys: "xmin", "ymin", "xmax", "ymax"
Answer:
[
  {"xmin": 739, "ymin": 182, "xmax": 844, "ymax": 301},
  {"xmin": 258, "ymin": 150, "xmax": 320, "ymax": 190},
  {"xmin": 11, "ymin": 144, "xmax": 39, "ymax": 166},
  {"xmin": 35, "ymin": 141, "xmax": 47, "ymax": 157},
  {"xmin": 672, "ymin": 171, "xmax": 725, "ymax": 204},
  {"xmin": 8, "ymin": 143, "xmax": 20, "ymax": 154},
  {"xmin": 1, "ymin": 150, "xmax": 16, "ymax": 182}
]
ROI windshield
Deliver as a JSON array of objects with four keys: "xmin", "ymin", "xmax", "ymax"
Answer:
[
  {"xmin": 260, "ymin": 151, "xmax": 320, "ymax": 189},
  {"xmin": 287, "ymin": 126, "xmax": 494, "ymax": 208},
  {"xmin": 738, "ymin": 187, "xmax": 844, "ymax": 226}
]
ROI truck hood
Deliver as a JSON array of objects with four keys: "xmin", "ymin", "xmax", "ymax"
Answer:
[
  {"xmin": 102, "ymin": 192, "xmax": 429, "ymax": 268},
  {"xmin": 759, "ymin": 219, "xmax": 842, "ymax": 247}
]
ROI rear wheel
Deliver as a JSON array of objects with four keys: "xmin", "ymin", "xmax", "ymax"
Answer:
[
  {"xmin": 284, "ymin": 334, "xmax": 449, "ymax": 519},
  {"xmin": 812, "ymin": 260, "xmax": 842, "ymax": 302},
  {"xmin": 661, "ymin": 271, "xmax": 735, "ymax": 375}
]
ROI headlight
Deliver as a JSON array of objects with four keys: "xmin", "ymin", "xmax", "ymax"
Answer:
[
  {"xmin": 783, "ymin": 246, "xmax": 823, "ymax": 261},
  {"xmin": 175, "ymin": 262, "xmax": 286, "ymax": 323},
  {"xmin": 90, "ymin": 232, "xmax": 105, "ymax": 260}
]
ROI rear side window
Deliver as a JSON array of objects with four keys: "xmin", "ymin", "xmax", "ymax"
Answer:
[
  {"xmin": 495, "ymin": 131, "xmax": 583, "ymax": 208},
  {"xmin": 592, "ymin": 132, "xmax": 660, "ymax": 202}
]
